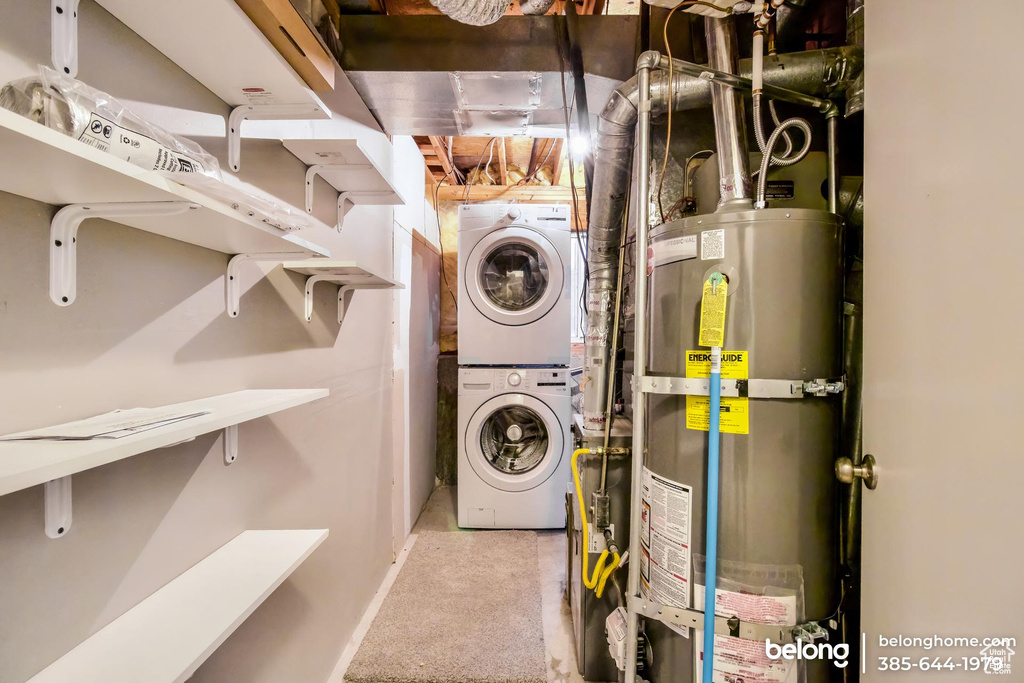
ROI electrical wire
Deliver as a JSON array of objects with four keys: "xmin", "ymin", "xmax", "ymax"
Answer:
[
  {"xmin": 433, "ymin": 168, "xmax": 459, "ymax": 313},
  {"xmin": 557, "ymin": 38, "xmax": 589, "ymax": 320},
  {"xmin": 517, "ymin": 140, "xmax": 557, "ymax": 186},
  {"xmin": 462, "ymin": 137, "xmax": 498, "ymax": 204},
  {"xmin": 658, "ymin": 1, "xmax": 736, "ymax": 223}
]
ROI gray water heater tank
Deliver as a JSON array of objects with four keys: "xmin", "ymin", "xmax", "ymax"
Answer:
[{"xmin": 644, "ymin": 207, "xmax": 843, "ymax": 682}]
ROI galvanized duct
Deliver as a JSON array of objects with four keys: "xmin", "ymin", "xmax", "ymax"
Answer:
[
  {"xmin": 580, "ymin": 45, "xmax": 862, "ymax": 431},
  {"xmin": 846, "ymin": 0, "xmax": 865, "ymax": 115}
]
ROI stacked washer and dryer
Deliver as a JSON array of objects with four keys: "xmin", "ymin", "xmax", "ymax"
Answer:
[{"xmin": 457, "ymin": 204, "xmax": 573, "ymax": 529}]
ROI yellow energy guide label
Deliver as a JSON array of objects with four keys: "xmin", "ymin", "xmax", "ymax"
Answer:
[{"xmin": 685, "ymin": 350, "xmax": 749, "ymax": 435}]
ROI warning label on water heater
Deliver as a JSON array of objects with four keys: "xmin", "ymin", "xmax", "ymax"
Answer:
[
  {"xmin": 639, "ymin": 468, "xmax": 692, "ymax": 638},
  {"xmin": 694, "ymin": 585, "xmax": 798, "ymax": 683},
  {"xmin": 685, "ymin": 350, "xmax": 749, "ymax": 435}
]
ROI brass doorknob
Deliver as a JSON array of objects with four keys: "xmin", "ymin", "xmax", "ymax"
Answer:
[{"xmin": 835, "ymin": 454, "xmax": 878, "ymax": 490}]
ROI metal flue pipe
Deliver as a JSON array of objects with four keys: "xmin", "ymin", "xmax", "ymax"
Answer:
[
  {"xmin": 706, "ymin": 17, "xmax": 753, "ymax": 208},
  {"xmin": 579, "ymin": 45, "xmax": 861, "ymax": 432}
]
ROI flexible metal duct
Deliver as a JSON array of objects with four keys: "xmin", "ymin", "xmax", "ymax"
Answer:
[
  {"xmin": 519, "ymin": 0, "xmax": 557, "ymax": 15},
  {"xmin": 429, "ymin": 0, "xmax": 507, "ymax": 26},
  {"xmin": 580, "ymin": 45, "xmax": 862, "ymax": 431}
]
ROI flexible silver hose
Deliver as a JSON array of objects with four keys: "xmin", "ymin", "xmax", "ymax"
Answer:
[
  {"xmin": 756, "ymin": 111, "xmax": 812, "ymax": 206},
  {"xmin": 753, "ymin": 92, "xmax": 810, "ymax": 169},
  {"xmin": 768, "ymin": 100, "xmax": 793, "ymax": 158}
]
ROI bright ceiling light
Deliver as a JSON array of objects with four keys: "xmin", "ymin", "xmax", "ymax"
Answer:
[{"xmin": 569, "ymin": 135, "xmax": 589, "ymax": 157}]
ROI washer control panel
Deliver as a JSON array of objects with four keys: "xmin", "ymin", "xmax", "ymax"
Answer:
[{"xmin": 461, "ymin": 368, "xmax": 569, "ymax": 393}]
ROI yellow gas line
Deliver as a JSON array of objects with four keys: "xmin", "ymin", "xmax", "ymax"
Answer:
[{"xmin": 572, "ymin": 448, "xmax": 620, "ymax": 598}]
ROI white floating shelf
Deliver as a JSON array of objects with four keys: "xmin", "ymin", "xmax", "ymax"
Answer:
[
  {"xmin": 283, "ymin": 139, "xmax": 406, "ymax": 229},
  {"xmin": 283, "ymin": 260, "xmax": 403, "ymax": 323},
  {"xmin": 28, "ymin": 529, "xmax": 329, "ymax": 683},
  {"xmin": 0, "ymin": 389, "xmax": 328, "ymax": 520},
  {"xmin": 93, "ymin": 0, "xmax": 330, "ymax": 114},
  {"xmin": 283, "ymin": 260, "xmax": 404, "ymax": 287},
  {"xmin": 0, "ymin": 109, "xmax": 330, "ymax": 258},
  {"xmin": 0, "ymin": 389, "xmax": 328, "ymax": 496}
]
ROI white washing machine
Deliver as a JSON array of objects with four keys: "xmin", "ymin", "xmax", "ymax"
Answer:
[
  {"xmin": 458, "ymin": 204, "xmax": 571, "ymax": 366},
  {"xmin": 458, "ymin": 366, "xmax": 571, "ymax": 529}
]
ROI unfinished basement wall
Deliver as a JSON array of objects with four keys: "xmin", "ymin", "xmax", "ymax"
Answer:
[
  {"xmin": 0, "ymin": 1, "xmax": 410, "ymax": 681},
  {"xmin": 392, "ymin": 136, "xmax": 441, "ymax": 542}
]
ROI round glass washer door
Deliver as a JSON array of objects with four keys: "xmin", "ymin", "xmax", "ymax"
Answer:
[
  {"xmin": 465, "ymin": 226, "xmax": 564, "ymax": 327},
  {"xmin": 465, "ymin": 393, "xmax": 564, "ymax": 492}
]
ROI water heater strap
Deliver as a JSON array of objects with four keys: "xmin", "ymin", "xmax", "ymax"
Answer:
[
  {"xmin": 637, "ymin": 376, "xmax": 844, "ymax": 398},
  {"xmin": 629, "ymin": 595, "xmax": 800, "ymax": 644}
]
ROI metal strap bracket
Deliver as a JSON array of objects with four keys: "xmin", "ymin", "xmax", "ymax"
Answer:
[
  {"xmin": 629, "ymin": 596, "xmax": 801, "ymax": 645},
  {"xmin": 304, "ymin": 164, "xmax": 373, "ymax": 214},
  {"xmin": 225, "ymin": 252, "xmax": 306, "ymax": 318},
  {"xmin": 637, "ymin": 375, "xmax": 844, "ymax": 398},
  {"xmin": 223, "ymin": 424, "xmax": 238, "ymax": 465},
  {"xmin": 44, "ymin": 477, "xmax": 72, "ymax": 539},
  {"xmin": 227, "ymin": 104, "xmax": 327, "ymax": 172},
  {"xmin": 300, "ymin": 275, "xmax": 354, "ymax": 324},
  {"xmin": 50, "ymin": 201, "xmax": 199, "ymax": 306},
  {"xmin": 51, "ymin": 0, "xmax": 81, "ymax": 77},
  {"xmin": 336, "ymin": 191, "xmax": 396, "ymax": 232}
]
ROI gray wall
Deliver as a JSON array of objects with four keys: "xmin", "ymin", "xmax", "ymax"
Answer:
[{"xmin": 0, "ymin": 1, "xmax": 409, "ymax": 681}]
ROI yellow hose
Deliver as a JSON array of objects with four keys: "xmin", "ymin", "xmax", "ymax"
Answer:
[{"xmin": 572, "ymin": 448, "xmax": 620, "ymax": 598}]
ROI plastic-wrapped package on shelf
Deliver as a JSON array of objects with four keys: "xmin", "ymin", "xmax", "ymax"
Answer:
[
  {"xmin": 0, "ymin": 66, "xmax": 221, "ymax": 179},
  {"xmin": 163, "ymin": 172, "xmax": 318, "ymax": 233}
]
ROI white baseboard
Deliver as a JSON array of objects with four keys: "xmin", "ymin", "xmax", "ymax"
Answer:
[{"xmin": 326, "ymin": 533, "xmax": 419, "ymax": 683}]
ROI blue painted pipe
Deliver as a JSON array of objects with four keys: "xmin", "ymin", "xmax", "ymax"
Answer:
[{"xmin": 703, "ymin": 345, "xmax": 722, "ymax": 682}]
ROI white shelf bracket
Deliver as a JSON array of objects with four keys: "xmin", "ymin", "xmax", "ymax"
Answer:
[
  {"xmin": 225, "ymin": 252, "xmax": 306, "ymax": 318},
  {"xmin": 44, "ymin": 476, "xmax": 72, "ymax": 539},
  {"xmin": 50, "ymin": 201, "xmax": 199, "ymax": 306},
  {"xmin": 301, "ymin": 278, "xmax": 355, "ymax": 324},
  {"xmin": 227, "ymin": 104, "xmax": 326, "ymax": 173},
  {"xmin": 338, "ymin": 285, "xmax": 354, "ymax": 325},
  {"xmin": 303, "ymin": 163, "xmax": 373, "ymax": 213},
  {"xmin": 301, "ymin": 273, "xmax": 331, "ymax": 322},
  {"xmin": 224, "ymin": 425, "xmax": 238, "ymax": 465},
  {"xmin": 336, "ymin": 191, "xmax": 394, "ymax": 232},
  {"xmin": 51, "ymin": 0, "xmax": 81, "ymax": 77}
]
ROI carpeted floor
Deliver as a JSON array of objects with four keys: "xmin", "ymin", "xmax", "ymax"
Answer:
[{"xmin": 344, "ymin": 529, "xmax": 548, "ymax": 683}]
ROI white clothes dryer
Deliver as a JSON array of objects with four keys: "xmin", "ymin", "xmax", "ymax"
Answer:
[{"xmin": 457, "ymin": 204, "xmax": 571, "ymax": 366}]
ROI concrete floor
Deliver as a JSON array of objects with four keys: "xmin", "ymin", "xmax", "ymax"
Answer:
[{"xmin": 413, "ymin": 486, "xmax": 587, "ymax": 683}]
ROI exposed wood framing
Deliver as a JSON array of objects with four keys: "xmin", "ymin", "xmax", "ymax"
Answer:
[
  {"xmin": 436, "ymin": 185, "xmax": 584, "ymax": 202},
  {"xmin": 550, "ymin": 139, "xmax": 565, "ymax": 186},
  {"xmin": 497, "ymin": 137, "xmax": 508, "ymax": 185},
  {"xmin": 527, "ymin": 139, "xmax": 541, "ymax": 176},
  {"xmin": 435, "ymin": 183, "xmax": 588, "ymax": 231},
  {"xmin": 428, "ymin": 135, "xmax": 458, "ymax": 183}
]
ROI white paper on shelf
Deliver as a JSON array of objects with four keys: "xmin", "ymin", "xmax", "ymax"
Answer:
[{"xmin": 0, "ymin": 408, "xmax": 210, "ymax": 441}]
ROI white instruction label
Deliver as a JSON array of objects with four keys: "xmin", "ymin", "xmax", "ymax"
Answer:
[
  {"xmin": 701, "ymin": 229, "xmax": 726, "ymax": 260},
  {"xmin": 694, "ymin": 585, "xmax": 798, "ymax": 683},
  {"xmin": 588, "ymin": 523, "xmax": 616, "ymax": 553},
  {"xmin": 639, "ymin": 468, "xmax": 692, "ymax": 638},
  {"xmin": 240, "ymin": 88, "xmax": 282, "ymax": 105},
  {"xmin": 77, "ymin": 113, "xmax": 207, "ymax": 174}
]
